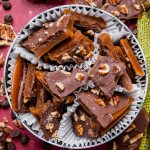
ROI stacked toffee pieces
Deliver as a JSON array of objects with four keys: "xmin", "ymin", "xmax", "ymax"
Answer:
[{"xmin": 11, "ymin": 10, "xmax": 144, "ymax": 140}]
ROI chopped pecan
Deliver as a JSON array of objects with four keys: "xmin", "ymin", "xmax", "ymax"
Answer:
[
  {"xmin": 13, "ymin": 119, "xmax": 24, "ymax": 129},
  {"xmin": 55, "ymin": 81, "xmax": 64, "ymax": 91},
  {"xmin": 126, "ymin": 124, "xmax": 136, "ymax": 132},
  {"xmin": 85, "ymin": 0, "xmax": 96, "ymax": 7},
  {"xmin": 91, "ymin": 89, "xmax": 99, "ymax": 95},
  {"xmin": 110, "ymin": 96, "xmax": 120, "ymax": 106},
  {"xmin": 52, "ymin": 130, "xmax": 58, "ymax": 138},
  {"xmin": 108, "ymin": 0, "xmax": 122, "ymax": 6},
  {"xmin": 50, "ymin": 111, "xmax": 60, "ymax": 118},
  {"xmin": 75, "ymin": 73, "xmax": 84, "ymax": 81},
  {"xmin": 78, "ymin": 46, "xmax": 87, "ymax": 56},
  {"xmin": 73, "ymin": 112, "xmax": 79, "ymax": 122},
  {"xmin": 76, "ymin": 124, "xmax": 83, "ymax": 136},
  {"xmin": 85, "ymin": 30, "xmax": 95, "ymax": 36},
  {"xmin": 80, "ymin": 114, "xmax": 86, "ymax": 121},
  {"xmin": 134, "ymin": 4, "xmax": 140, "ymax": 11},
  {"xmin": 111, "ymin": 10, "xmax": 120, "ymax": 17},
  {"xmin": 118, "ymin": 4, "xmax": 128, "ymax": 15},
  {"xmin": 45, "ymin": 123, "xmax": 54, "ymax": 132},
  {"xmin": 98, "ymin": 64, "xmax": 110, "ymax": 75},
  {"xmin": 123, "ymin": 135, "xmax": 130, "ymax": 142},
  {"xmin": 113, "ymin": 141, "xmax": 118, "ymax": 150},
  {"xmin": 60, "ymin": 70, "xmax": 71, "ymax": 77},
  {"xmin": 129, "ymin": 133, "xmax": 143, "ymax": 144},
  {"xmin": 84, "ymin": 51, "xmax": 93, "ymax": 60},
  {"xmin": 95, "ymin": 99, "xmax": 106, "ymax": 107},
  {"xmin": 61, "ymin": 53, "xmax": 73, "ymax": 62}
]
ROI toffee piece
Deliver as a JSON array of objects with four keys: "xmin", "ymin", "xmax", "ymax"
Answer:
[
  {"xmin": 72, "ymin": 109, "xmax": 100, "ymax": 138},
  {"xmin": 109, "ymin": 109, "xmax": 149, "ymax": 150},
  {"xmin": 78, "ymin": 91, "xmax": 133, "ymax": 128},
  {"xmin": 44, "ymin": 68, "xmax": 89, "ymax": 98},
  {"xmin": 64, "ymin": 9, "xmax": 106, "ymax": 32},
  {"xmin": 22, "ymin": 15, "xmax": 74, "ymax": 58},
  {"xmin": 40, "ymin": 100, "xmax": 63, "ymax": 139},
  {"xmin": 48, "ymin": 30, "xmax": 94, "ymax": 64},
  {"xmin": 102, "ymin": 0, "xmax": 141, "ymax": 20},
  {"xmin": 89, "ymin": 56, "xmax": 126, "ymax": 97}
]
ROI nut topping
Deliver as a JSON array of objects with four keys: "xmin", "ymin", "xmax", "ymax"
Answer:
[
  {"xmin": 95, "ymin": 99, "xmax": 106, "ymax": 107},
  {"xmin": 84, "ymin": 51, "xmax": 93, "ymax": 60},
  {"xmin": 85, "ymin": 0, "xmax": 96, "ymax": 7},
  {"xmin": 73, "ymin": 113, "xmax": 79, "ymax": 122},
  {"xmin": 76, "ymin": 124, "xmax": 83, "ymax": 136},
  {"xmin": 123, "ymin": 135, "xmax": 130, "ymax": 142},
  {"xmin": 50, "ymin": 111, "xmax": 60, "ymax": 118},
  {"xmin": 113, "ymin": 141, "xmax": 118, "ymax": 150},
  {"xmin": 118, "ymin": 4, "xmax": 128, "ymax": 15},
  {"xmin": 111, "ymin": 10, "xmax": 120, "ymax": 17},
  {"xmin": 134, "ymin": 4, "xmax": 140, "ymax": 11},
  {"xmin": 108, "ymin": 0, "xmax": 122, "ymax": 6},
  {"xmin": 98, "ymin": 64, "xmax": 110, "ymax": 75},
  {"xmin": 126, "ymin": 124, "xmax": 136, "ymax": 132},
  {"xmin": 61, "ymin": 53, "xmax": 73, "ymax": 62},
  {"xmin": 110, "ymin": 96, "xmax": 120, "ymax": 106},
  {"xmin": 129, "ymin": 133, "xmax": 143, "ymax": 144},
  {"xmin": 52, "ymin": 130, "xmax": 58, "ymax": 138},
  {"xmin": 60, "ymin": 70, "xmax": 71, "ymax": 77},
  {"xmin": 80, "ymin": 114, "xmax": 86, "ymax": 121},
  {"xmin": 75, "ymin": 73, "xmax": 84, "ymax": 81},
  {"xmin": 91, "ymin": 89, "xmax": 99, "ymax": 95},
  {"xmin": 45, "ymin": 123, "xmax": 54, "ymax": 132},
  {"xmin": 113, "ymin": 65, "xmax": 121, "ymax": 74},
  {"xmin": 85, "ymin": 30, "xmax": 94, "ymax": 36},
  {"xmin": 55, "ymin": 81, "xmax": 64, "ymax": 91}
]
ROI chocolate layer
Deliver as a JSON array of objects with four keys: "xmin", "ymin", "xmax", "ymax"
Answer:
[
  {"xmin": 48, "ymin": 30, "xmax": 94, "ymax": 64},
  {"xmin": 78, "ymin": 91, "xmax": 132, "ymax": 128},
  {"xmin": 45, "ymin": 68, "xmax": 89, "ymax": 98},
  {"xmin": 72, "ymin": 109, "xmax": 100, "ymax": 138},
  {"xmin": 89, "ymin": 56, "xmax": 126, "ymax": 97},
  {"xmin": 22, "ymin": 15, "xmax": 74, "ymax": 58}
]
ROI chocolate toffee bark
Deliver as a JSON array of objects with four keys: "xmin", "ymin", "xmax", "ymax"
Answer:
[
  {"xmin": 48, "ymin": 30, "xmax": 94, "ymax": 64},
  {"xmin": 39, "ymin": 100, "xmax": 63, "ymax": 139},
  {"xmin": 102, "ymin": 0, "xmax": 141, "ymax": 20},
  {"xmin": 78, "ymin": 91, "xmax": 133, "ymax": 129},
  {"xmin": 71, "ymin": 0, "xmax": 104, "ymax": 8},
  {"xmin": 72, "ymin": 108, "xmax": 100, "ymax": 138},
  {"xmin": 22, "ymin": 15, "xmax": 74, "ymax": 58},
  {"xmin": 89, "ymin": 56, "xmax": 126, "ymax": 97},
  {"xmin": 109, "ymin": 109, "xmax": 149, "ymax": 150},
  {"xmin": 37, "ymin": 68, "xmax": 89, "ymax": 98},
  {"xmin": 64, "ymin": 9, "xmax": 106, "ymax": 32}
]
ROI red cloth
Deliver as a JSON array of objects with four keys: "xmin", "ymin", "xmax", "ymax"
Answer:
[{"xmin": 0, "ymin": 0, "xmax": 108, "ymax": 149}]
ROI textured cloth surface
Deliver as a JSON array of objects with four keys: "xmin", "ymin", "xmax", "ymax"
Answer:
[{"xmin": 138, "ymin": 13, "xmax": 150, "ymax": 150}]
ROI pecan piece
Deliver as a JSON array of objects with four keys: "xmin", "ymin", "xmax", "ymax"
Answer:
[
  {"xmin": 95, "ymin": 99, "xmax": 106, "ymax": 107},
  {"xmin": 118, "ymin": 4, "xmax": 128, "ymax": 15},
  {"xmin": 76, "ymin": 124, "xmax": 83, "ymax": 136},
  {"xmin": 55, "ymin": 81, "xmax": 64, "ymax": 91},
  {"xmin": 85, "ymin": 0, "xmax": 96, "ymax": 7},
  {"xmin": 108, "ymin": 0, "xmax": 122, "ymax": 6},
  {"xmin": 111, "ymin": 10, "xmax": 120, "ymax": 17},
  {"xmin": 123, "ymin": 135, "xmax": 130, "ymax": 142},
  {"xmin": 126, "ymin": 124, "xmax": 136, "ymax": 132},
  {"xmin": 75, "ymin": 73, "xmax": 84, "ymax": 81},
  {"xmin": 98, "ymin": 64, "xmax": 110, "ymax": 75},
  {"xmin": 129, "ymin": 133, "xmax": 143, "ymax": 144}
]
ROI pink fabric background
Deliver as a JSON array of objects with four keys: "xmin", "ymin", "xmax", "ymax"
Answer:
[{"xmin": 0, "ymin": 0, "xmax": 109, "ymax": 149}]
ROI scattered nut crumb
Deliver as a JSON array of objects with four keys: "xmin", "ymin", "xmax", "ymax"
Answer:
[
  {"xmin": 45, "ymin": 123, "xmax": 54, "ymax": 132},
  {"xmin": 130, "ymin": 133, "xmax": 143, "ymax": 144},
  {"xmin": 84, "ymin": 51, "xmax": 93, "ymax": 60},
  {"xmin": 95, "ymin": 99, "xmax": 106, "ymax": 107},
  {"xmin": 75, "ymin": 73, "xmax": 84, "ymax": 81},
  {"xmin": 80, "ymin": 114, "xmax": 86, "ymax": 121},
  {"xmin": 126, "ymin": 124, "xmax": 136, "ymax": 132},
  {"xmin": 111, "ymin": 10, "xmax": 120, "ymax": 17},
  {"xmin": 76, "ymin": 124, "xmax": 83, "ymax": 136},
  {"xmin": 108, "ymin": 0, "xmax": 122, "ymax": 6},
  {"xmin": 123, "ymin": 135, "xmax": 130, "ymax": 142},
  {"xmin": 113, "ymin": 141, "xmax": 118, "ymax": 150},
  {"xmin": 85, "ymin": 30, "xmax": 95, "ymax": 36},
  {"xmin": 113, "ymin": 65, "xmax": 121, "ymax": 74},
  {"xmin": 6, "ymin": 138, "xmax": 12, "ymax": 143},
  {"xmin": 44, "ymin": 31, "xmax": 49, "ymax": 35},
  {"xmin": 85, "ymin": 0, "xmax": 96, "ymax": 7},
  {"xmin": 73, "ymin": 113, "xmax": 79, "ymax": 122},
  {"xmin": 60, "ymin": 70, "xmax": 71, "ymax": 77},
  {"xmin": 61, "ymin": 53, "xmax": 73, "ymax": 62},
  {"xmin": 50, "ymin": 111, "xmax": 60, "ymax": 118},
  {"xmin": 110, "ymin": 96, "xmax": 120, "ymax": 106},
  {"xmin": 98, "ymin": 64, "xmax": 110, "ymax": 75},
  {"xmin": 55, "ymin": 81, "xmax": 64, "ymax": 91},
  {"xmin": 134, "ymin": 4, "xmax": 140, "ymax": 11},
  {"xmin": 52, "ymin": 130, "xmax": 58, "ymax": 138},
  {"xmin": 91, "ymin": 89, "xmax": 99, "ymax": 95},
  {"xmin": 118, "ymin": 4, "xmax": 128, "ymax": 15},
  {"xmin": 38, "ymin": 38, "xmax": 43, "ymax": 43}
]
